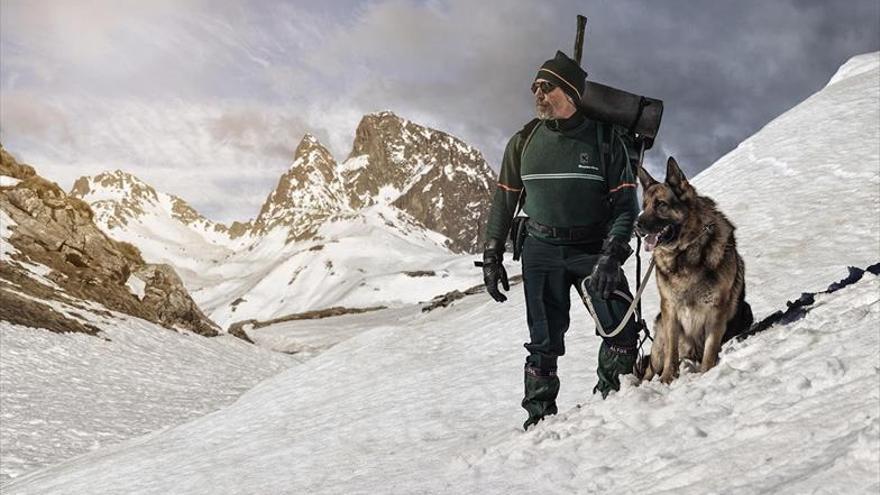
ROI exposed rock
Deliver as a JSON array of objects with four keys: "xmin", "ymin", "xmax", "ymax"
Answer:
[
  {"xmin": 341, "ymin": 111, "xmax": 494, "ymax": 252},
  {"xmin": 249, "ymin": 133, "xmax": 348, "ymax": 242},
  {"xmin": 1, "ymin": 145, "xmax": 221, "ymax": 337},
  {"xmin": 228, "ymin": 305, "xmax": 387, "ymax": 337},
  {"xmin": 134, "ymin": 264, "xmax": 220, "ymax": 337},
  {"xmin": 421, "ymin": 275, "xmax": 523, "ymax": 313},
  {"xmin": 403, "ymin": 270, "xmax": 436, "ymax": 277},
  {"xmin": 0, "ymin": 288, "xmax": 102, "ymax": 336},
  {"xmin": 227, "ymin": 324, "xmax": 254, "ymax": 344}
]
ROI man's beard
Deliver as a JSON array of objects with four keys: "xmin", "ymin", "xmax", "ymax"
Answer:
[{"xmin": 536, "ymin": 102, "xmax": 554, "ymax": 120}]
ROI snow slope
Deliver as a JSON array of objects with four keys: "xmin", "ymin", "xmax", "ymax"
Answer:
[
  {"xmin": 4, "ymin": 271, "xmax": 877, "ymax": 494},
  {"xmin": 192, "ymin": 204, "xmax": 494, "ymax": 328},
  {"xmin": 685, "ymin": 51, "xmax": 880, "ymax": 318},
  {"xmin": 3, "ymin": 53, "xmax": 879, "ymax": 493},
  {"xmin": 0, "ymin": 300, "xmax": 296, "ymax": 484}
]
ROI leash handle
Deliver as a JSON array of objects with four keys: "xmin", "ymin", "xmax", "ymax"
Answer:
[{"xmin": 579, "ymin": 257, "xmax": 655, "ymax": 339}]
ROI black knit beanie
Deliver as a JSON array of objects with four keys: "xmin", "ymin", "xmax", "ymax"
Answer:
[{"xmin": 534, "ymin": 50, "xmax": 588, "ymax": 103}]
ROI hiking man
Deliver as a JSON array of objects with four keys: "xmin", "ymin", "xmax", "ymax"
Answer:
[{"xmin": 481, "ymin": 51, "xmax": 641, "ymax": 430}]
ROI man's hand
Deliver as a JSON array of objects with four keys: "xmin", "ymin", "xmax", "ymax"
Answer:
[
  {"xmin": 588, "ymin": 255, "xmax": 621, "ymax": 299},
  {"xmin": 588, "ymin": 236, "xmax": 632, "ymax": 299},
  {"xmin": 482, "ymin": 238, "xmax": 510, "ymax": 303}
]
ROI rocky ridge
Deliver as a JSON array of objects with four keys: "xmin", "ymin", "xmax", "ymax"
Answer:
[
  {"xmin": 1, "ymin": 145, "xmax": 221, "ymax": 338},
  {"xmin": 74, "ymin": 111, "xmax": 494, "ymax": 253},
  {"xmin": 341, "ymin": 111, "xmax": 494, "ymax": 252},
  {"xmin": 71, "ymin": 170, "xmax": 246, "ymax": 244},
  {"xmin": 248, "ymin": 133, "xmax": 349, "ymax": 241}
]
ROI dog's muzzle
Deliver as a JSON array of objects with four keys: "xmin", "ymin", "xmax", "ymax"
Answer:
[{"xmin": 636, "ymin": 217, "xmax": 678, "ymax": 252}]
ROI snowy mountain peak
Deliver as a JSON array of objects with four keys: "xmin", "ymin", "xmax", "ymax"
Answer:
[
  {"xmin": 71, "ymin": 170, "xmax": 230, "ymax": 234},
  {"xmin": 70, "ymin": 170, "xmax": 162, "ymax": 229},
  {"xmin": 298, "ymin": 131, "xmax": 320, "ymax": 145},
  {"xmin": 69, "ymin": 170, "xmax": 246, "ymax": 284},
  {"xmin": 250, "ymin": 133, "xmax": 346, "ymax": 240},
  {"xmin": 74, "ymin": 170, "xmax": 217, "ymax": 233},
  {"xmin": 291, "ymin": 132, "xmax": 335, "ymax": 172},
  {"xmin": 71, "ymin": 169, "xmax": 158, "ymax": 205},
  {"xmin": 341, "ymin": 112, "xmax": 493, "ymax": 252}
]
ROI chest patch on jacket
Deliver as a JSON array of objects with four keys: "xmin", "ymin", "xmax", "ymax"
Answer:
[{"xmin": 578, "ymin": 152, "xmax": 598, "ymax": 170}]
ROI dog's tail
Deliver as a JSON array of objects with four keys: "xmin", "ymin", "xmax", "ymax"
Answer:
[{"xmin": 723, "ymin": 285, "xmax": 754, "ymax": 343}]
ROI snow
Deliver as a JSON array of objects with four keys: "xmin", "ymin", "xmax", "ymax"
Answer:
[
  {"xmin": 2, "ymin": 53, "xmax": 879, "ymax": 493},
  {"xmin": 125, "ymin": 274, "xmax": 147, "ymax": 300},
  {"xmin": 0, "ymin": 299, "xmax": 296, "ymax": 484},
  {"xmin": 0, "ymin": 175, "xmax": 21, "ymax": 187},
  {"xmin": 197, "ymin": 204, "xmax": 498, "ymax": 328},
  {"xmin": 3, "ymin": 272, "xmax": 877, "ymax": 494},
  {"xmin": 826, "ymin": 52, "xmax": 879, "ymax": 87},
  {"xmin": 337, "ymin": 154, "xmax": 369, "ymax": 173}
]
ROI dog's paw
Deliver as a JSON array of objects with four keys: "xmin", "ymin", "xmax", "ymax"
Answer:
[
  {"xmin": 680, "ymin": 359, "xmax": 699, "ymax": 374},
  {"xmin": 660, "ymin": 367, "xmax": 680, "ymax": 384}
]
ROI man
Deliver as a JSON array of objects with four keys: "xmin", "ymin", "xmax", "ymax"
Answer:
[{"xmin": 482, "ymin": 51, "xmax": 641, "ymax": 430}]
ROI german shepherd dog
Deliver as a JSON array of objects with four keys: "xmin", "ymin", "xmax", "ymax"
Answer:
[{"xmin": 636, "ymin": 157, "xmax": 753, "ymax": 384}]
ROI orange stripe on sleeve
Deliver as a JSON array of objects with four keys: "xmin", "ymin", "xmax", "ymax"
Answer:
[
  {"xmin": 497, "ymin": 183, "xmax": 523, "ymax": 192},
  {"xmin": 608, "ymin": 183, "xmax": 637, "ymax": 193}
]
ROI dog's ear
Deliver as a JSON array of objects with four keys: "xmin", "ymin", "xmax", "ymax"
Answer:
[
  {"xmin": 637, "ymin": 165, "xmax": 659, "ymax": 190},
  {"xmin": 665, "ymin": 157, "xmax": 693, "ymax": 198}
]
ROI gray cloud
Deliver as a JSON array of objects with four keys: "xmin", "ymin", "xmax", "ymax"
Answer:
[
  {"xmin": 306, "ymin": 0, "xmax": 879, "ymax": 178},
  {"xmin": 1, "ymin": 0, "xmax": 877, "ymax": 223}
]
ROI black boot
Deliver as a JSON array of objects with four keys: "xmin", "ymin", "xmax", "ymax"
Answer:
[
  {"xmin": 593, "ymin": 342, "xmax": 636, "ymax": 399},
  {"xmin": 522, "ymin": 364, "xmax": 559, "ymax": 430}
]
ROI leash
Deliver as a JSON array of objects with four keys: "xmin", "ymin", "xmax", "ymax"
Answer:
[
  {"xmin": 579, "ymin": 224, "xmax": 715, "ymax": 344},
  {"xmin": 578, "ymin": 255, "xmax": 656, "ymax": 339}
]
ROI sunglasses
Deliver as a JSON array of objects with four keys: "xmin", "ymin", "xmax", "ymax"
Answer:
[{"xmin": 530, "ymin": 80, "xmax": 557, "ymax": 95}]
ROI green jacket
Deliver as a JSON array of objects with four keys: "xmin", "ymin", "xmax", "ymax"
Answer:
[{"xmin": 485, "ymin": 111, "xmax": 640, "ymax": 246}]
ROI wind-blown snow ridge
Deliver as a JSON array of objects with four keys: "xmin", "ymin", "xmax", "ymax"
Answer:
[{"xmin": 826, "ymin": 52, "xmax": 879, "ymax": 87}]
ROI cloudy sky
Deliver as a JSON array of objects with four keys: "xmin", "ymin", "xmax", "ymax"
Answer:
[{"xmin": 1, "ymin": 0, "xmax": 878, "ymax": 223}]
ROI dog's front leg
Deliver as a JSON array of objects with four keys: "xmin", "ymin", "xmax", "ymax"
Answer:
[
  {"xmin": 660, "ymin": 308, "xmax": 682, "ymax": 384},
  {"xmin": 644, "ymin": 312, "xmax": 665, "ymax": 382},
  {"xmin": 700, "ymin": 313, "xmax": 726, "ymax": 372}
]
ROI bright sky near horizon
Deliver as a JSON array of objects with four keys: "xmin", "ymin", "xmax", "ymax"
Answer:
[{"xmin": 1, "ymin": 0, "xmax": 878, "ymax": 223}]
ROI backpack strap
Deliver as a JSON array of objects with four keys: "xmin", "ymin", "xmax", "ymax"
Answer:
[
  {"xmin": 513, "ymin": 118, "xmax": 541, "ymax": 213},
  {"xmin": 516, "ymin": 118, "xmax": 541, "ymax": 162},
  {"xmin": 597, "ymin": 121, "xmax": 616, "ymax": 188}
]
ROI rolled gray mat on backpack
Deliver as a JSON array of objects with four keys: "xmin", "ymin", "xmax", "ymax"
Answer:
[{"xmin": 579, "ymin": 81, "xmax": 664, "ymax": 148}]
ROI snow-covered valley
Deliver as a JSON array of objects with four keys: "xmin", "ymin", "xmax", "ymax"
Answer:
[{"xmin": 1, "ymin": 52, "xmax": 878, "ymax": 493}]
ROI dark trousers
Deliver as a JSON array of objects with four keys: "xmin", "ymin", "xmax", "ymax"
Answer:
[{"xmin": 521, "ymin": 235, "xmax": 638, "ymax": 371}]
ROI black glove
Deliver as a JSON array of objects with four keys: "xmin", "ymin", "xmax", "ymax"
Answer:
[
  {"xmin": 589, "ymin": 255, "xmax": 621, "ymax": 300},
  {"xmin": 588, "ymin": 237, "xmax": 632, "ymax": 299},
  {"xmin": 482, "ymin": 238, "xmax": 509, "ymax": 303}
]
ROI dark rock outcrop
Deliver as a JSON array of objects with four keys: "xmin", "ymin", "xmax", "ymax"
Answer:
[
  {"xmin": 342, "ymin": 112, "xmax": 494, "ymax": 252},
  {"xmin": 133, "ymin": 264, "xmax": 220, "ymax": 337}
]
